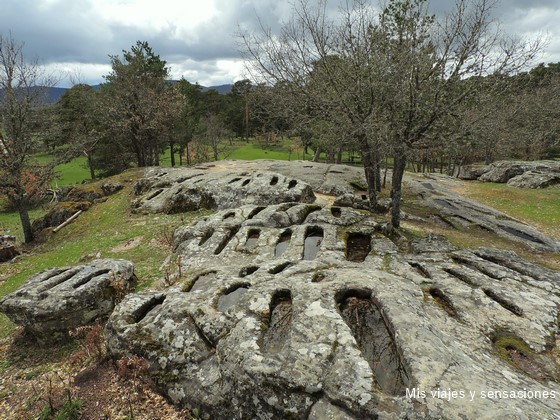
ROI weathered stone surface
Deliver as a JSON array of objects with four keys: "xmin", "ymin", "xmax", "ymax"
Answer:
[
  {"xmin": 31, "ymin": 201, "xmax": 92, "ymax": 233},
  {"xmin": 55, "ymin": 183, "xmax": 124, "ymax": 202},
  {"xmin": 132, "ymin": 166, "xmax": 316, "ymax": 214},
  {"xmin": 0, "ymin": 259, "xmax": 136, "ymax": 339},
  {"xmin": 407, "ymin": 174, "xmax": 560, "ymax": 252},
  {"xmin": 507, "ymin": 170, "xmax": 560, "ymax": 189},
  {"xmin": 333, "ymin": 193, "xmax": 371, "ymax": 210},
  {"xmin": 101, "ymin": 182, "xmax": 124, "ymax": 195},
  {"xmin": 106, "ymin": 203, "xmax": 560, "ymax": 419},
  {"xmin": 134, "ymin": 159, "xmax": 368, "ymax": 200},
  {"xmin": 460, "ymin": 160, "xmax": 560, "ymax": 187},
  {"xmin": 262, "ymin": 160, "xmax": 366, "ymax": 196},
  {"xmin": 479, "ymin": 162, "xmax": 528, "ymax": 183},
  {"xmin": 0, "ymin": 235, "xmax": 19, "ymax": 263},
  {"xmin": 457, "ymin": 164, "xmax": 490, "ymax": 180},
  {"xmin": 59, "ymin": 185, "xmax": 104, "ymax": 203},
  {"xmin": 410, "ymin": 233, "xmax": 457, "ymax": 254}
]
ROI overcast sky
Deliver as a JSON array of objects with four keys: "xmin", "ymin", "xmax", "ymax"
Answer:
[{"xmin": 1, "ymin": 0, "xmax": 559, "ymax": 88}]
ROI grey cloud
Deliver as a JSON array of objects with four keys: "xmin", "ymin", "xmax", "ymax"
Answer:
[
  {"xmin": 503, "ymin": 0, "xmax": 560, "ymax": 9},
  {"xmin": 0, "ymin": 0, "xmax": 110, "ymax": 63},
  {"xmin": 1, "ymin": 0, "xmax": 559, "ymax": 87}
]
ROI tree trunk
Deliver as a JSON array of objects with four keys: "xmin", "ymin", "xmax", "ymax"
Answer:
[
  {"xmin": 244, "ymin": 97, "xmax": 249, "ymax": 140},
  {"xmin": 390, "ymin": 153, "xmax": 406, "ymax": 228},
  {"xmin": 169, "ymin": 141, "xmax": 175, "ymax": 167},
  {"xmin": 383, "ymin": 156, "xmax": 389, "ymax": 189},
  {"xmin": 336, "ymin": 147, "xmax": 343, "ymax": 164},
  {"xmin": 213, "ymin": 144, "xmax": 219, "ymax": 161},
  {"xmin": 312, "ymin": 147, "xmax": 321, "ymax": 162},
  {"xmin": 360, "ymin": 146, "xmax": 378, "ymax": 209},
  {"xmin": 132, "ymin": 129, "xmax": 145, "ymax": 167},
  {"xmin": 86, "ymin": 151, "xmax": 96, "ymax": 180},
  {"xmin": 375, "ymin": 154, "xmax": 382, "ymax": 192},
  {"xmin": 134, "ymin": 144, "xmax": 144, "ymax": 167},
  {"xmin": 326, "ymin": 149, "xmax": 335, "ymax": 164},
  {"xmin": 153, "ymin": 150, "xmax": 160, "ymax": 166},
  {"xmin": 17, "ymin": 203, "xmax": 34, "ymax": 243}
]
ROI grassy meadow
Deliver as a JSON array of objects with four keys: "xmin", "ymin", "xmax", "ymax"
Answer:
[
  {"xmin": 0, "ymin": 142, "xmax": 559, "ymax": 417},
  {"xmin": 456, "ymin": 182, "xmax": 560, "ymax": 240},
  {"xmin": 2, "ymin": 141, "xmax": 559, "ymax": 333},
  {"xmin": 0, "ymin": 169, "xmax": 210, "ymax": 339}
]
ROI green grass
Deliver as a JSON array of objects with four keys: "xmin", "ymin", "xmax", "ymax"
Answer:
[
  {"xmin": 0, "ymin": 208, "xmax": 44, "ymax": 242},
  {"xmin": 456, "ymin": 182, "xmax": 560, "ymax": 239},
  {"xmin": 227, "ymin": 142, "xmax": 310, "ymax": 161},
  {"xmin": 38, "ymin": 398, "xmax": 85, "ymax": 420},
  {"xmin": 0, "ymin": 154, "xmax": 91, "ymax": 241},
  {"xmin": 33, "ymin": 153, "xmax": 92, "ymax": 186},
  {"xmin": 225, "ymin": 140, "xmax": 362, "ymax": 163},
  {"xmin": 52, "ymin": 156, "xmax": 91, "ymax": 186},
  {"xmin": 0, "ymin": 170, "xmax": 211, "ymax": 338},
  {"xmin": 156, "ymin": 139, "xmax": 313, "ymax": 167}
]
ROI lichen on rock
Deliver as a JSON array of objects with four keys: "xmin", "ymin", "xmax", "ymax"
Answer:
[
  {"xmin": 0, "ymin": 259, "xmax": 136, "ymax": 340},
  {"xmin": 104, "ymin": 167, "xmax": 560, "ymax": 419}
]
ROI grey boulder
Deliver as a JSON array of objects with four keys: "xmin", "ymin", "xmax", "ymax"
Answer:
[
  {"xmin": 106, "ymin": 203, "xmax": 560, "ymax": 419},
  {"xmin": 132, "ymin": 166, "xmax": 316, "ymax": 214},
  {"xmin": 507, "ymin": 170, "xmax": 560, "ymax": 188},
  {"xmin": 0, "ymin": 235, "xmax": 19, "ymax": 263},
  {"xmin": 459, "ymin": 160, "xmax": 560, "ymax": 187},
  {"xmin": 0, "ymin": 259, "xmax": 136, "ymax": 339}
]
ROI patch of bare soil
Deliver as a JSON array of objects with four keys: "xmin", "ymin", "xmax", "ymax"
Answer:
[
  {"xmin": 314, "ymin": 193, "xmax": 336, "ymax": 206},
  {"xmin": 0, "ymin": 262, "xmax": 22, "ymax": 283},
  {"xmin": 74, "ymin": 361, "xmax": 190, "ymax": 419},
  {"xmin": 0, "ymin": 327, "xmax": 191, "ymax": 419},
  {"xmin": 507, "ymin": 348, "xmax": 549, "ymax": 382},
  {"xmin": 111, "ymin": 236, "xmax": 143, "ymax": 253}
]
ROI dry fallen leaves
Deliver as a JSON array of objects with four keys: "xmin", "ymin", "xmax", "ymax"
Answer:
[{"xmin": 0, "ymin": 327, "xmax": 191, "ymax": 419}]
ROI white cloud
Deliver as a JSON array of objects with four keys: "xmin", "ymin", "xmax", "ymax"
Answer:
[
  {"xmin": 169, "ymin": 58, "xmax": 247, "ymax": 86},
  {"xmin": 3, "ymin": 0, "xmax": 560, "ymax": 87},
  {"xmin": 91, "ymin": 0, "xmax": 219, "ymax": 32},
  {"xmin": 43, "ymin": 62, "xmax": 113, "ymax": 87}
]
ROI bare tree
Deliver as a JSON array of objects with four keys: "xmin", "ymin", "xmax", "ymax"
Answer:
[
  {"xmin": 500, "ymin": 68, "xmax": 560, "ymax": 160},
  {"xmin": 198, "ymin": 114, "xmax": 233, "ymax": 161},
  {"xmin": 0, "ymin": 33, "xmax": 59, "ymax": 243},
  {"xmin": 240, "ymin": 0, "xmax": 542, "ymax": 228}
]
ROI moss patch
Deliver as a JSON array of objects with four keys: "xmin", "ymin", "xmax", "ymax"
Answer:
[{"xmin": 492, "ymin": 332, "xmax": 555, "ymax": 382}]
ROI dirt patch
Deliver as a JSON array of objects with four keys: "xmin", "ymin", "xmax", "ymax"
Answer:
[
  {"xmin": 111, "ymin": 236, "xmax": 143, "ymax": 253},
  {"xmin": 506, "ymin": 348, "xmax": 548, "ymax": 382},
  {"xmin": 75, "ymin": 361, "xmax": 190, "ymax": 419},
  {"xmin": 346, "ymin": 232, "xmax": 372, "ymax": 262},
  {"xmin": 314, "ymin": 193, "xmax": 336, "ymax": 206},
  {"xmin": 0, "ymin": 327, "xmax": 190, "ymax": 419}
]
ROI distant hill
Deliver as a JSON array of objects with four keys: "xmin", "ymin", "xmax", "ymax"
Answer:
[
  {"xmin": 42, "ymin": 87, "xmax": 68, "ymax": 103},
  {"xmin": 36, "ymin": 83, "xmax": 233, "ymax": 104},
  {"xmin": 201, "ymin": 84, "xmax": 233, "ymax": 94},
  {"xmin": 0, "ymin": 86, "xmax": 70, "ymax": 104}
]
